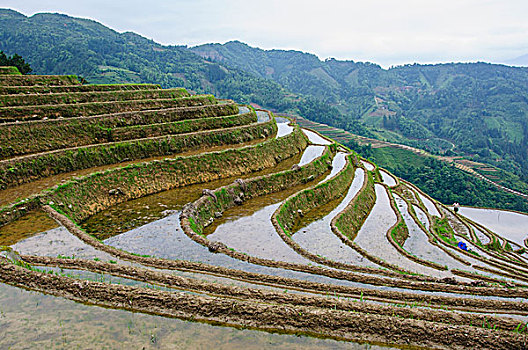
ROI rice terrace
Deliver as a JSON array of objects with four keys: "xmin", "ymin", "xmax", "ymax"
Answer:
[{"xmin": 0, "ymin": 64, "xmax": 526, "ymax": 349}]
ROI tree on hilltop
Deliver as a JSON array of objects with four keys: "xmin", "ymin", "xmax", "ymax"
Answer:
[{"xmin": 0, "ymin": 51, "xmax": 32, "ymax": 74}]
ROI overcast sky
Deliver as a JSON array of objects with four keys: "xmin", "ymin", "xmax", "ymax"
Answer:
[{"xmin": 3, "ymin": 0, "xmax": 528, "ymax": 67}]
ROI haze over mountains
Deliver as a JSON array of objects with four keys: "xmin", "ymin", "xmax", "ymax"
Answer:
[
  {"xmin": 505, "ymin": 53, "xmax": 528, "ymax": 67},
  {"xmin": 1, "ymin": 8, "xmax": 528, "ymax": 181}
]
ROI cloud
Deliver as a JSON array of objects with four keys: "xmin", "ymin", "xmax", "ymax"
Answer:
[{"xmin": 3, "ymin": 0, "xmax": 528, "ymax": 67}]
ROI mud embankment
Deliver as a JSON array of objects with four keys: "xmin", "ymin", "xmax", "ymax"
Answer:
[
  {"xmin": 0, "ymin": 119, "xmax": 276, "ymax": 190},
  {"xmin": 0, "ymin": 102, "xmax": 239, "ymax": 158},
  {"xmin": 0, "ymin": 259, "xmax": 526, "ymax": 350},
  {"xmin": 0, "ymin": 94, "xmax": 215, "ymax": 122}
]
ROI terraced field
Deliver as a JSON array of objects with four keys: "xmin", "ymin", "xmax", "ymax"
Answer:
[{"xmin": 0, "ymin": 69, "xmax": 527, "ymax": 349}]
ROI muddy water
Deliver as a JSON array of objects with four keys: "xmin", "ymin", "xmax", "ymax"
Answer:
[
  {"xmin": 36, "ymin": 266, "xmax": 174, "ymax": 291},
  {"xmin": 355, "ymin": 185, "xmax": 451, "ymax": 278},
  {"xmin": 0, "ymin": 135, "xmax": 270, "ymax": 207},
  {"xmin": 208, "ymin": 202, "xmax": 310, "ymax": 264},
  {"xmin": 204, "ymin": 145, "xmax": 332, "ymax": 263},
  {"xmin": 380, "ymin": 170, "xmax": 397, "ymax": 187},
  {"xmin": 276, "ymin": 122, "xmax": 294, "ymax": 138},
  {"xmin": 416, "ymin": 191, "xmax": 441, "ymax": 217},
  {"xmin": 321, "ymin": 152, "xmax": 347, "ymax": 182},
  {"xmin": 0, "ymin": 283, "xmax": 392, "ymax": 350},
  {"xmin": 0, "ymin": 209, "xmax": 59, "ymax": 246},
  {"xmin": 82, "ymin": 151, "xmax": 304, "ymax": 239},
  {"xmin": 458, "ymin": 207, "xmax": 528, "ymax": 247},
  {"xmin": 302, "ymin": 129, "xmax": 332, "ymax": 145},
  {"xmin": 293, "ymin": 169, "xmax": 380, "ymax": 268},
  {"xmin": 12, "ymin": 226, "xmax": 117, "ymax": 262},
  {"xmin": 298, "ymin": 146, "xmax": 325, "ymax": 167},
  {"xmin": 413, "ymin": 205, "xmax": 430, "ymax": 230},
  {"xmin": 104, "ymin": 211, "xmax": 383, "ymax": 291},
  {"xmin": 361, "ymin": 160, "xmax": 375, "ymax": 171},
  {"xmin": 394, "ymin": 195, "xmax": 467, "ymax": 272}
]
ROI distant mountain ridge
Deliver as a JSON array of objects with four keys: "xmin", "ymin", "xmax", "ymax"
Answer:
[
  {"xmin": 192, "ymin": 41, "xmax": 528, "ymax": 179},
  {"xmin": 505, "ymin": 53, "xmax": 528, "ymax": 67}
]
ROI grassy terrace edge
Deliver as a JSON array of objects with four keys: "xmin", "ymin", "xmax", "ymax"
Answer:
[
  {"xmin": 0, "ymin": 88, "xmax": 189, "ymax": 107},
  {"xmin": 0, "ymin": 117, "xmax": 276, "ymax": 191},
  {"xmin": 0, "ymin": 102, "xmax": 239, "ymax": 158},
  {"xmin": 0, "ymin": 120, "xmax": 297, "ymax": 224},
  {"xmin": 0, "ymin": 83, "xmax": 161, "ymax": 95},
  {"xmin": 0, "ymin": 94, "xmax": 215, "ymax": 121}
]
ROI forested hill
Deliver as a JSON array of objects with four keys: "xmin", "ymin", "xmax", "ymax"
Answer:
[
  {"xmin": 2, "ymin": 9, "xmax": 528, "ymax": 180},
  {"xmin": 0, "ymin": 9, "xmax": 353, "ymax": 132},
  {"xmin": 193, "ymin": 41, "xmax": 528, "ymax": 179}
]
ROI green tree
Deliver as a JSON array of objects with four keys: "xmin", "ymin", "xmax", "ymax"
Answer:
[{"xmin": 0, "ymin": 51, "xmax": 32, "ymax": 74}]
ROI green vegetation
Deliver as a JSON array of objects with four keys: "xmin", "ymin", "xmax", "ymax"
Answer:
[
  {"xmin": 0, "ymin": 93, "xmax": 210, "ymax": 121},
  {"xmin": 275, "ymin": 151, "xmax": 355, "ymax": 232},
  {"xmin": 0, "ymin": 51, "xmax": 31, "ymax": 74},
  {"xmin": 2, "ymin": 8, "xmax": 528, "ymax": 208},
  {"xmin": 334, "ymin": 171, "xmax": 376, "ymax": 240},
  {"xmin": 0, "ymin": 9, "xmax": 341, "ymax": 133},
  {"xmin": 193, "ymin": 41, "xmax": 528, "ymax": 181},
  {"xmin": 0, "ymin": 87, "xmax": 188, "ymax": 107},
  {"xmin": 0, "ymin": 119, "xmax": 275, "ymax": 190},
  {"xmin": 391, "ymin": 220, "xmax": 409, "ymax": 247},
  {"xmin": 432, "ymin": 217, "xmax": 457, "ymax": 246},
  {"xmin": 364, "ymin": 146, "xmax": 528, "ymax": 213},
  {"xmin": 0, "ymin": 83, "xmax": 160, "ymax": 95},
  {"xmin": 0, "ymin": 66, "xmax": 21, "ymax": 75},
  {"xmin": 188, "ymin": 143, "xmax": 334, "ymax": 232},
  {"xmin": 0, "ymin": 103, "xmax": 238, "ymax": 158},
  {"xmin": 5, "ymin": 9, "xmax": 528, "ymax": 184}
]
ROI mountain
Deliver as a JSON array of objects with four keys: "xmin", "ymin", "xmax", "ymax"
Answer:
[
  {"xmin": 2, "ymin": 9, "xmax": 528, "ymax": 182},
  {"xmin": 193, "ymin": 41, "xmax": 528, "ymax": 180},
  {"xmin": 505, "ymin": 53, "xmax": 528, "ymax": 67},
  {"xmin": 0, "ymin": 9, "xmax": 355, "ymax": 133}
]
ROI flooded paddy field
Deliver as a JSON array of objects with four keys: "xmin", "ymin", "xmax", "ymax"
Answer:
[
  {"xmin": 458, "ymin": 206, "xmax": 528, "ymax": 248},
  {"xmin": 1, "ymin": 75, "xmax": 527, "ymax": 349},
  {"xmin": 0, "ymin": 283, "xmax": 394, "ymax": 350}
]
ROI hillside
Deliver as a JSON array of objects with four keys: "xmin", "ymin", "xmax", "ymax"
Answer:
[
  {"xmin": 2, "ymin": 8, "xmax": 528, "ymax": 198},
  {"xmin": 0, "ymin": 71, "xmax": 527, "ymax": 349},
  {"xmin": 0, "ymin": 9, "xmax": 359, "ymax": 136},
  {"xmin": 193, "ymin": 41, "xmax": 528, "ymax": 179}
]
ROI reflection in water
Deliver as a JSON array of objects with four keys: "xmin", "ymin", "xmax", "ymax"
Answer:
[
  {"xmin": 82, "ymin": 151, "xmax": 304, "ymax": 239},
  {"xmin": 0, "ymin": 210, "xmax": 59, "ymax": 246},
  {"xmin": 276, "ymin": 122, "xmax": 294, "ymax": 138},
  {"xmin": 293, "ymin": 169, "xmax": 379, "ymax": 268},
  {"xmin": 355, "ymin": 185, "xmax": 449, "ymax": 278},
  {"xmin": 412, "ymin": 205, "xmax": 430, "ymax": 230},
  {"xmin": 298, "ymin": 146, "xmax": 325, "ymax": 167},
  {"xmin": 302, "ymin": 129, "xmax": 332, "ymax": 145},
  {"xmin": 361, "ymin": 160, "xmax": 374, "ymax": 171},
  {"xmin": 416, "ymin": 191, "xmax": 441, "ymax": 217},
  {"xmin": 394, "ymin": 195, "xmax": 465, "ymax": 272},
  {"xmin": 12, "ymin": 225, "xmax": 116, "ymax": 261},
  {"xmin": 321, "ymin": 152, "xmax": 347, "ymax": 182},
  {"xmin": 380, "ymin": 170, "xmax": 397, "ymax": 187},
  {"xmin": 208, "ymin": 202, "xmax": 310, "ymax": 264},
  {"xmin": 458, "ymin": 207, "xmax": 528, "ymax": 247},
  {"xmin": 0, "ymin": 282, "xmax": 390, "ymax": 350}
]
